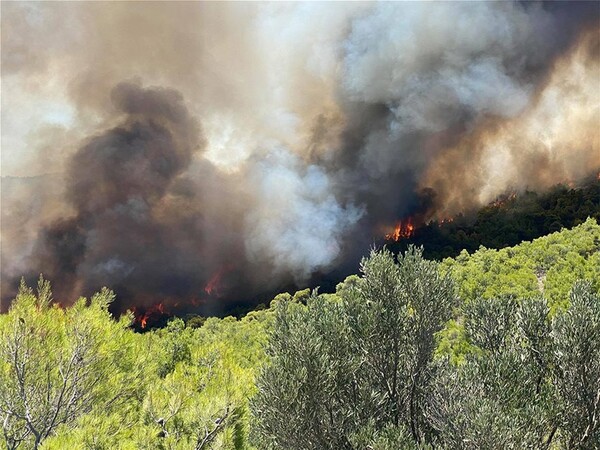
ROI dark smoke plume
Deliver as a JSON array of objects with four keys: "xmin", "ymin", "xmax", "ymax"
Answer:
[
  {"xmin": 1, "ymin": 2, "xmax": 599, "ymax": 313},
  {"xmin": 26, "ymin": 83, "xmax": 209, "ymax": 310}
]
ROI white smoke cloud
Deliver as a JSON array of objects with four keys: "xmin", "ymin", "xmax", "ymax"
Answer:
[
  {"xmin": 244, "ymin": 148, "xmax": 362, "ymax": 280},
  {"xmin": 340, "ymin": 2, "xmax": 554, "ymax": 177}
]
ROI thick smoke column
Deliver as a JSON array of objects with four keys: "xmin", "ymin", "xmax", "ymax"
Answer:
[
  {"xmin": 2, "ymin": 79, "xmax": 360, "ymax": 311},
  {"xmin": 334, "ymin": 2, "xmax": 599, "ymax": 224},
  {"xmin": 244, "ymin": 149, "xmax": 362, "ymax": 281},
  {"xmin": 1, "ymin": 2, "xmax": 598, "ymax": 311},
  {"xmin": 30, "ymin": 82, "xmax": 203, "ymax": 306}
]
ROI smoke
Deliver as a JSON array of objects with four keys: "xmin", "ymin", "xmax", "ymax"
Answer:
[
  {"xmin": 244, "ymin": 149, "xmax": 362, "ymax": 280},
  {"xmin": 422, "ymin": 28, "xmax": 600, "ymax": 215},
  {"xmin": 1, "ymin": 2, "xmax": 598, "ymax": 311},
  {"xmin": 335, "ymin": 2, "xmax": 597, "ymax": 207},
  {"xmin": 28, "ymin": 82, "xmax": 203, "ymax": 304}
]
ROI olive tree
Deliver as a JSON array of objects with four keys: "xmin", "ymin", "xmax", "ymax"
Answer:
[
  {"xmin": 252, "ymin": 247, "xmax": 456, "ymax": 449},
  {"xmin": 551, "ymin": 281, "xmax": 600, "ymax": 449},
  {"xmin": 429, "ymin": 282, "xmax": 600, "ymax": 449},
  {"xmin": 427, "ymin": 295, "xmax": 556, "ymax": 449},
  {"xmin": 252, "ymin": 293, "xmax": 358, "ymax": 449}
]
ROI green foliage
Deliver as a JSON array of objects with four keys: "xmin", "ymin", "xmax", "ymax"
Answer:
[
  {"xmin": 441, "ymin": 218, "xmax": 600, "ymax": 309},
  {"xmin": 551, "ymin": 282, "xmax": 600, "ymax": 448},
  {"xmin": 391, "ymin": 179, "xmax": 600, "ymax": 260},
  {"xmin": 252, "ymin": 247, "xmax": 456, "ymax": 449},
  {"xmin": 253, "ymin": 223, "xmax": 600, "ymax": 449},
  {"xmin": 346, "ymin": 247, "xmax": 456, "ymax": 442},
  {"xmin": 429, "ymin": 296, "xmax": 556, "ymax": 449},
  {"xmin": 0, "ymin": 279, "xmax": 270, "ymax": 450},
  {"xmin": 252, "ymin": 292, "xmax": 357, "ymax": 449},
  {"xmin": 350, "ymin": 423, "xmax": 428, "ymax": 450},
  {"xmin": 429, "ymin": 282, "xmax": 600, "ymax": 449},
  {"xmin": 1, "ymin": 220, "xmax": 599, "ymax": 449},
  {"xmin": 0, "ymin": 277, "xmax": 139, "ymax": 450}
]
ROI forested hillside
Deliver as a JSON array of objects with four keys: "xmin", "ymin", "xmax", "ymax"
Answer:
[
  {"xmin": 389, "ymin": 179, "xmax": 600, "ymax": 260},
  {"xmin": 1, "ymin": 219, "xmax": 599, "ymax": 449}
]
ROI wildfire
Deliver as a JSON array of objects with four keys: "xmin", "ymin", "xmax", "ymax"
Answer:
[
  {"xmin": 204, "ymin": 265, "xmax": 233, "ymax": 296},
  {"xmin": 385, "ymin": 218, "xmax": 415, "ymax": 241},
  {"xmin": 133, "ymin": 303, "xmax": 167, "ymax": 330}
]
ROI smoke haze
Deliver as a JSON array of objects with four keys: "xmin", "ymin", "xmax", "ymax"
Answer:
[{"xmin": 2, "ymin": 2, "xmax": 599, "ymax": 312}]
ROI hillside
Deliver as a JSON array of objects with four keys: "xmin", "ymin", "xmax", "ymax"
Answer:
[
  {"xmin": 0, "ymin": 219, "xmax": 598, "ymax": 449},
  {"xmin": 4, "ymin": 3, "xmax": 599, "ymax": 449},
  {"xmin": 388, "ymin": 178, "xmax": 600, "ymax": 260},
  {"xmin": 441, "ymin": 216, "xmax": 600, "ymax": 309},
  {"xmin": 126, "ymin": 180, "xmax": 600, "ymax": 330}
]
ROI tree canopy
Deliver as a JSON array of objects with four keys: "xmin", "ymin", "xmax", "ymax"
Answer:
[
  {"xmin": 1, "ymin": 219, "xmax": 598, "ymax": 449},
  {"xmin": 390, "ymin": 180, "xmax": 600, "ymax": 260}
]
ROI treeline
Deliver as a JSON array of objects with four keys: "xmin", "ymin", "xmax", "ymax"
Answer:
[
  {"xmin": 390, "ymin": 179, "xmax": 600, "ymax": 260},
  {"xmin": 0, "ymin": 219, "xmax": 599, "ymax": 449},
  {"xmin": 253, "ymin": 248, "xmax": 599, "ymax": 449},
  {"xmin": 0, "ymin": 282, "xmax": 271, "ymax": 449}
]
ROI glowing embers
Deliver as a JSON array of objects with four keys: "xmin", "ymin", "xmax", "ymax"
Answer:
[
  {"xmin": 385, "ymin": 218, "xmax": 415, "ymax": 242},
  {"xmin": 133, "ymin": 303, "xmax": 168, "ymax": 330}
]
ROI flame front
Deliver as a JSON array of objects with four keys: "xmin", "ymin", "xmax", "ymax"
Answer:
[
  {"xmin": 134, "ymin": 303, "xmax": 166, "ymax": 329},
  {"xmin": 489, "ymin": 192, "xmax": 517, "ymax": 209},
  {"xmin": 204, "ymin": 271, "xmax": 222, "ymax": 296},
  {"xmin": 385, "ymin": 218, "xmax": 415, "ymax": 241}
]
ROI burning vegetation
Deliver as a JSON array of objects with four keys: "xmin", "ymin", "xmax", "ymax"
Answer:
[
  {"xmin": 1, "ymin": 2, "xmax": 598, "ymax": 317},
  {"xmin": 132, "ymin": 303, "xmax": 169, "ymax": 331},
  {"xmin": 385, "ymin": 218, "xmax": 416, "ymax": 242},
  {"xmin": 489, "ymin": 192, "xmax": 518, "ymax": 209},
  {"xmin": 204, "ymin": 265, "xmax": 233, "ymax": 297},
  {"xmin": 385, "ymin": 179, "xmax": 600, "ymax": 261}
]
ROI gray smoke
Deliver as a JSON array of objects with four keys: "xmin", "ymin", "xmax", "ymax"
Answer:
[{"xmin": 1, "ymin": 2, "xmax": 598, "ymax": 311}]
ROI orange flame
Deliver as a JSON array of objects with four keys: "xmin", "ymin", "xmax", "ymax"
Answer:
[
  {"xmin": 134, "ymin": 303, "xmax": 166, "ymax": 329},
  {"xmin": 204, "ymin": 265, "xmax": 233, "ymax": 296},
  {"xmin": 385, "ymin": 218, "xmax": 415, "ymax": 241}
]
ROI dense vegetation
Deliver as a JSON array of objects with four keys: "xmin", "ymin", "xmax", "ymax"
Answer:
[
  {"xmin": 254, "ymin": 251, "xmax": 599, "ymax": 449},
  {"xmin": 1, "ymin": 218, "xmax": 599, "ymax": 449},
  {"xmin": 0, "ymin": 283, "xmax": 271, "ymax": 449},
  {"xmin": 390, "ymin": 179, "xmax": 600, "ymax": 260}
]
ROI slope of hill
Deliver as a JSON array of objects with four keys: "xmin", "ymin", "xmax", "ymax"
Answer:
[
  {"xmin": 441, "ymin": 216, "xmax": 600, "ymax": 310},
  {"xmin": 388, "ymin": 179, "xmax": 600, "ymax": 260},
  {"xmin": 0, "ymin": 219, "xmax": 598, "ymax": 449},
  {"xmin": 254, "ymin": 218, "xmax": 600, "ymax": 448}
]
